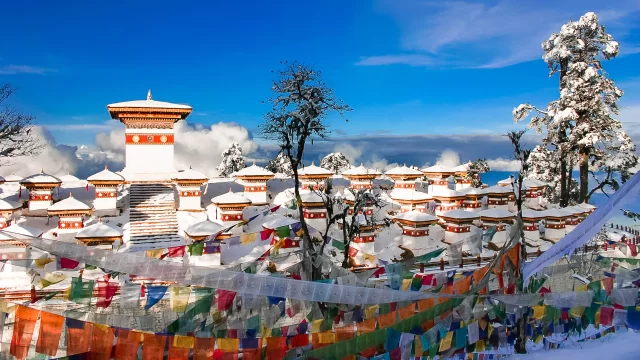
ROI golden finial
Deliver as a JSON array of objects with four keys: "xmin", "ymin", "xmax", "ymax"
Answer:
[{"xmin": 147, "ymin": 89, "xmax": 152, "ymax": 100}]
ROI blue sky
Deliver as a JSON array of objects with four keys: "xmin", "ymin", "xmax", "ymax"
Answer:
[{"xmin": 2, "ymin": 0, "xmax": 640, "ymax": 173}]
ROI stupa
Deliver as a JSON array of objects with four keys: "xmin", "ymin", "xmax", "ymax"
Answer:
[
  {"xmin": 20, "ymin": 170, "xmax": 61, "ymax": 214},
  {"xmin": 298, "ymin": 162, "xmax": 332, "ymax": 190},
  {"xmin": 107, "ymin": 90, "xmax": 192, "ymax": 181},
  {"xmin": 87, "ymin": 165, "xmax": 125, "ymax": 214},
  {"xmin": 421, "ymin": 163, "xmax": 455, "ymax": 193},
  {"xmin": 393, "ymin": 210, "xmax": 438, "ymax": 248},
  {"xmin": 47, "ymin": 193, "xmax": 92, "ymax": 231},
  {"xmin": 172, "ymin": 166, "xmax": 208, "ymax": 211},
  {"xmin": 75, "ymin": 219, "xmax": 123, "ymax": 247},
  {"xmin": 234, "ymin": 163, "xmax": 275, "ymax": 205},
  {"xmin": 342, "ymin": 164, "xmax": 381, "ymax": 190}
]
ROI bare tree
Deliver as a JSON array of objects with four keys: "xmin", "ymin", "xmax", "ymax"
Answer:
[
  {"xmin": 0, "ymin": 84, "xmax": 43, "ymax": 164},
  {"xmin": 463, "ymin": 158, "xmax": 490, "ymax": 188},
  {"xmin": 506, "ymin": 130, "xmax": 531, "ymax": 354},
  {"xmin": 259, "ymin": 62, "xmax": 351, "ymax": 280}
]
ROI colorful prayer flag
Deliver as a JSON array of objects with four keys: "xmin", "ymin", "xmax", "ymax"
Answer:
[{"xmin": 145, "ymin": 285, "xmax": 168, "ymax": 309}]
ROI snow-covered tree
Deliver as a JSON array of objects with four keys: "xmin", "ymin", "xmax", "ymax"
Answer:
[
  {"xmin": 526, "ymin": 145, "xmax": 579, "ymax": 205},
  {"xmin": 216, "ymin": 142, "xmax": 245, "ymax": 177},
  {"xmin": 265, "ymin": 151, "xmax": 293, "ymax": 177},
  {"xmin": 464, "ymin": 159, "xmax": 489, "ymax": 188},
  {"xmin": 514, "ymin": 12, "xmax": 637, "ymax": 205},
  {"xmin": 320, "ymin": 152, "xmax": 351, "ymax": 174},
  {"xmin": 259, "ymin": 61, "xmax": 351, "ymax": 280}
]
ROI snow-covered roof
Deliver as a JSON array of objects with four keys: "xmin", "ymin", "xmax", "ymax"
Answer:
[
  {"xmin": 452, "ymin": 162, "xmax": 471, "ymax": 173},
  {"xmin": 185, "ymin": 220, "xmax": 224, "ymax": 237},
  {"xmin": 48, "ymin": 194, "xmax": 91, "ymax": 212},
  {"xmin": 263, "ymin": 216, "xmax": 299, "ymax": 229},
  {"xmin": 0, "ymin": 175, "xmax": 4, "ymax": 183},
  {"xmin": 577, "ymin": 202, "xmax": 597, "ymax": 211},
  {"xmin": 542, "ymin": 208, "xmax": 572, "ymax": 218},
  {"xmin": 76, "ymin": 221, "xmax": 123, "ymax": 238},
  {"xmin": 478, "ymin": 208, "xmax": 515, "ymax": 219},
  {"xmin": 342, "ymin": 164, "xmax": 382, "ymax": 176},
  {"xmin": 342, "ymin": 189, "xmax": 356, "ymax": 202},
  {"xmin": 439, "ymin": 209, "xmax": 480, "ymax": 220},
  {"xmin": 522, "ymin": 209, "xmax": 546, "ymax": 219},
  {"xmin": 59, "ymin": 173, "xmax": 81, "ymax": 182},
  {"xmin": 300, "ymin": 191, "xmax": 324, "ymax": 203},
  {"xmin": 0, "ymin": 223, "xmax": 43, "ymax": 240},
  {"xmin": 107, "ymin": 90, "xmax": 192, "ymax": 110},
  {"xmin": 390, "ymin": 190, "xmax": 432, "ymax": 201},
  {"xmin": 87, "ymin": 166, "xmax": 125, "ymax": 182},
  {"xmin": 486, "ymin": 185, "xmax": 514, "ymax": 195},
  {"xmin": 172, "ymin": 166, "xmax": 208, "ymax": 181},
  {"xmin": 20, "ymin": 170, "xmax": 61, "ymax": 185},
  {"xmin": 563, "ymin": 205, "xmax": 588, "ymax": 215},
  {"xmin": 421, "ymin": 163, "xmax": 455, "ymax": 174},
  {"xmin": 0, "ymin": 198, "xmax": 21, "ymax": 211},
  {"xmin": 385, "ymin": 164, "xmax": 424, "ymax": 177},
  {"xmin": 458, "ymin": 187, "xmax": 489, "ymax": 196},
  {"xmin": 3, "ymin": 174, "xmax": 23, "ymax": 182},
  {"xmin": 234, "ymin": 163, "xmax": 274, "ymax": 177},
  {"xmin": 394, "ymin": 210, "xmax": 438, "ymax": 223},
  {"xmin": 211, "ymin": 190, "xmax": 251, "ymax": 205},
  {"xmin": 497, "ymin": 178, "xmax": 513, "ymax": 186},
  {"xmin": 430, "ymin": 188, "xmax": 465, "ymax": 198},
  {"xmin": 298, "ymin": 162, "xmax": 332, "ymax": 176}
]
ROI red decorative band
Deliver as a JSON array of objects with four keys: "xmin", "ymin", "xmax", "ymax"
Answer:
[
  {"xmin": 58, "ymin": 221, "xmax": 84, "ymax": 229},
  {"xmin": 180, "ymin": 191, "xmax": 201, "ymax": 197},
  {"xmin": 455, "ymin": 179, "xmax": 472, "ymax": 184},
  {"xmin": 351, "ymin": 184, "xmax": 372, "ymax": 190},
  {"xmin": 96, "ymin": 192, "xmax": 117, "ymax": 198},
  {"xmin": 394, "ymin": 183, "xmax": 416, "ymax": 189},
  {"xmin": 125, "ymin": 134, "xmax": 174, "ymax": 145},
  {"xmin": 221, "ymin": 214, "xmax": 243, "ymax": 221},
  {"xmin": 0, "ymin": 221, "xmax": 11, "ymax": 229},
  {"xmin": 352, "ymin": 236, "xmax": 375, "ymax": 243},
  {"xmin": 302, "ymin": 184, "xmax": 324, "ymax": 191},
  {"xmin": 303, "ymin": 212, "xmax": 327, "ymax": 219},
  {"xmin": 281, "ymin": 239, "xmax": 301, "ymax": 248},
  {"xmin": 483, "ymin": 225, "xmax": 506, "ymax": 231},
  {"xmin": 566, "ymin": 219, "xmax": 580, "ymax": 225},
  {"xmin": 244, "ymin": 186, "xmax": 267, "ymax": 192},
  {"xmin": 462, "ymin": 203, "xmax": 482, "ymax": 208},
  {"xmin": 436, "ymin": 205, "xmax": 459, "ymax": 211},
  {"xmin": 524, "ymin": 225, "xmax": 538, "ymax": 231},
  {"xmin": 403, "ymin": 229, "xmax": 429, "ymax": 237},
  {"xmin": 487, "ymin": 200, "xmax": 508, "ymax": 205},
  {"xmin": 546, "ymin": 223, "xmax": 565, "ymax": 229},
  {"xmin": 347, "ymin": 209, "xmax": 373, "ymax": 216},
  {"xmin": 430, "ymin": 180, "xmax": 448, "ymax": 185},
  {"xmin": 446, "ymin": 226, "xmax": 470, "ymax": 233},
  {"xmin": 29, "ymin": 194, "xmax": 52, "ymax": 201}
]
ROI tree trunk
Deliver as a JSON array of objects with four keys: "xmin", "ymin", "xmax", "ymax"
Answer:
[
  {"xmin": 560, "ymin": 155, "xmax": 568, "ymax": 207},
  {"xmin": 578, "ymin": 149, "xmax": 589, "ymax": 203},
  {"xmin": 292, "ymin": 167, "xmax": 313, "ymax": 281}
]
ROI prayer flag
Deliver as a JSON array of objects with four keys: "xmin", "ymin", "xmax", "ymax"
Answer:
[
  {"xmin": 170, "ymin": 286, "xmax": 191, "ymax": 312},
  {"xmin": 168, "ymin": 246, "xmax": 185, "ymax": 258},
  {"xmin": 217, "ymin": 289, "xmax": 236, "ymax": 311},
  {"xmin": 277, "ymin": 226, "xmax": 291, "ymax": 238},
  {"xmin": 10, "ymin": 306, "xmax": 40, "ymax": 359},
  {"xmin": 36, "ymin": 312, "xmax": 64, "ymax": 356},
  {"xmin": 173, "ymin": 335, "xmax": 195, "ymax": 349},
  {"xmin": 332, "ymin": 239, "xmax": 345, "ymax": 251},
  {"xmin": 60, "ymin": 257, "xmax": 79, "ymax": 269},
  {"xmin": 66, "ymin": 319, "xmax": 91, "ymax": 355},
  {"xmin": 69, "ymin": 277, "xmax": 95, "ymax": 305},
  {"xmin": 169, "ymin": 336, "xmax": 191, "ymax": 359},
  {"xmin": 189, "ymin": 241, "xmax": 204, "ymax": 256},
  {"xmin": 115, "ymin": 329, "xmax": 142, "ymax": 360},
  {"xmin": 142, "ymin": 333, "xmax": 166, "ymax": 360},
  {"xmin": 261, "ymin": 228, "xmax": 274, "ymax": 240},
  {"xmin": 218, "ymin": 338, "xmax": 240, "ymax": 352},
  {"xmin": 145, "ymin": 285, "xmax": 168, "ymax": 309},
  {"xmin": 266, "ymin": 337, "xmax": 286, "ymax": 360},
  {"xmin": 398, "ymin": 304, "xmax": 415, "ymax": 320},
  {"xmin": 439, "ymin": 331, "xmax": 454, "ymax": 352},
  {"xmin": 194, "ymin": 337, "xmax": 215, "ymax": 360},
  {"xmin": 240, "ymin": 232, "xmax": 257, "ymax": 245},
  {"xmin": 378, "ymin": 310, "xmax": 397, "ymax": 328},
  {"xmin": 96, "ymin": 280, "xmax": 119, "ymax": 308},
  {"xmin": 89, "ymin": 324, "xmax": 115, "ymax": 360}
]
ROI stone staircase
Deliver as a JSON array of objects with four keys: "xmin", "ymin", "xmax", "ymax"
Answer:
[{"xmin": 128, "ymin": 183, "xmax": 182, "ymax": 249}]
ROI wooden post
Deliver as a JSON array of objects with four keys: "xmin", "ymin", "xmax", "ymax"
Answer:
[
  {"xmin": 440, "ymin": 258, "xmax": 445, "ymax": 271},
  {"xmin": 459, "ymin": 257, "xmax": 464, "ymax": 269},
  {"xmin": 420, "ymin": 263, "xmax": 424, "ymax": 273},
  {"xmin": 476, "ymin": 255, "xmax": 481, "ymax": 267}
]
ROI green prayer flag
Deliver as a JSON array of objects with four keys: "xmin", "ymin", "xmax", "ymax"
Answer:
[
  {"xmin": 380, "ymin": 303, "xmax": 391, "ymax": 315},
  {"xmin": 332, "ymin": 239, "xmax": 345, "ymax": 251},
  {"xmin": 277, "ymin": 226, "xmax": 291, "ymax": 238},
  {"xmin": 190, "ymin": 241, "xmax": 204, "ymax": 256},
  {"xmin": 247, "ymin": 315, "xmax": 260, "ymax": 329},
  {"xmin": 69, "ymin": 277, "xmax": 94, "ymax": 304},
  {"xmin": 271, "ymin": 327, "xmax": 282, "ymax": 337}
]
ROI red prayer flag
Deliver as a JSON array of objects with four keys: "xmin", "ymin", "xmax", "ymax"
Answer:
[
  {"xmin": 86, "ymin": 184, "xmax": 89, "ymax": 192},
  {"xmin": 261, "ymin": 228, "xmax": 274, "ymax": 240},
  {"xmin": 194, "ymin": 337, "xmax": 215, "ymax": 360},
  {"xmin": 115, "ymin": 329, "xmax": 142, "ymax": 360},
  {"xmin": 36, "ymin": 312, "xmax": 65, "ymax": 356},
  {"xmin": 60, "ymin": 257, "xmax": 80, "ymax": 269},
  {"xmin": 600, "ymin": 307, "xmax": 614, "ymax": 326},
  {"xmin": 602, "ymin": 277, "xmax": 614, "ymax": 296},
  {"xmin": 67, "ymin": 321, "xmax": 92, "ymax": 356},
  {"xmin": 630, "ymin": 244, "xmax": 638, "ymax": 256},
  {"xmin": 96, "ymin": 280, "xmax": 119, "ymax": 308},
  {"xmin": 348, "ymin": 246, "xmax": 359, "ymax": 257},
  {"xmin": 168, "ymin": 336, "xmax": 190, "ymax": 359},
  {"xmin": 142, "ymin": 333, "xmax": 166, "ymax": 360},
  {"xmin": 266, "ymin": 337, "xmax": 286, "ymax": 360},
  {"xmin": 168, "ymin": 246, "xmax": 186, "ymax": 258},
  {"xmin": 11, "ymin": 306, "xmax": 40, "ymax": 360},
  {"xmin": 217, "ymin": 289, "xmax": 236, "ymax": 311},
  {"xmin": 422, "ymin": 274, "xmax": 435, "ymax": 286},
  {"xmin": 89, "ymin": 325, "xmax": 115, "ymax": 360},
  {"xmin": 141, "ymin": 283, "xmax": 146, "ymax": 298}
]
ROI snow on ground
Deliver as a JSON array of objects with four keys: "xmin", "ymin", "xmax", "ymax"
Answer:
[{"xmin": 511, "ymin": 328, "xmax": 640, "ymax": 360}]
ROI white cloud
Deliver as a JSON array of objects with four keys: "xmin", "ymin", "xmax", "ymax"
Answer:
[
  {"xmin": 332, "ymin": 143, "xmax": 363, "ymax": 164},
  {"xmin": 486, "ymin": 158, "xmax": 521, "ymax": 171},
  {"xmin": 0, "ymin": 65, "xmax": 52, "ymax": 75},
  {"xmin": 436, "ymin": 150, "xmax": 461, "ymax": 168},
  {"xmin": 360, "ymin": 0, "xmax": 640, "ymax": 68}
]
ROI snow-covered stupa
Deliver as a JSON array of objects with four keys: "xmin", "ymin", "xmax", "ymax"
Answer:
[
  {"xmin": 75, "ymin": 219, "xmax": 123, "ymax": 247},
  {"xmin": 485, "ymin": 185, "xmax": 513, "ymax": 210},
  {"xmin": 0, "ymin": 198, "xmax": 21, "ymax": 229},
  {"xmin": 87, "ymin": 165, "xmax": 125, "ymax": 214},
  {"xmin": 459, "ymin": 187, "xmax": 489, "ymax": 212},
  {"xmin": 234, "ymin": 163, "xmax": 275, "ymax": 205},
  {"xmin": 106, "ymin": 90, "xmax": 192, "ymax": 181},
  {"xmin": 209, "ymin": 190, "xmax": 251, "ymax": 237},
  {"xmin": 172, "ymin": 166, "xmax": 208, "ymax": 211},
  {"xmin": 439, "ymin": 209, "xmax": 480, "ymax": 244},
  {"xmin": 298, "ymin": 162, "xmax": 332, "ymax": 190},
  {"xmin": 478, "ymin": 208, "xmax": 515, "ymax": 248},
  {"xmin": 431, "ymin": 188, "xmax": 466, "ymax": 216},
  {"xmin": 393, "ymin": 210, "xmax": 438, "ymax": 248},
  {"xmin": 20, "ymin": 170, "xmax": 62, "ymax": 214},
  {"xmin": 342, "ymin": 164, "xmax": 381, "ymax": 190},
  {"xmin": 542, "ymin": 208, "xmax": 572, "ymax": 242},
  {"xmin": 421, "ymin": 163, "xmax": 455, "ymax": 193},
  {"xmin": 452, "ymin": 162, "xmax": 472, "ymax": 190},
  {"xmin": 47, "ymin": 193, "xmax": 92, "ymax": 232}
]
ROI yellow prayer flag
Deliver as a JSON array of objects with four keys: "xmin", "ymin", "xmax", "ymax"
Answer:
[
  {"xmin": 173, "ymin": 335, "xmax": 194, "ymax": 349},
  {"xmin": 94, "ymin": 323, "xmax": 110, "ymax": 332},
  {"xmin": 415, "ymin": 335, "xmax": 423, "ymax": 355},
  {"xmin": 262, "ymin": 326, "xmax": 272, "ymax": 338},
  {"xmin": 318, "ymin": 332, "xmax": 336, "ymax": 344},
  {"xmin": 311, "ymin": 319, "xmax": 324, "ymax": 333},
  {"xmin": 401, "ymin": 278, "xmax": 412, "ymax": 291},
  {"xmin": 170, "ymin": 286, "xmax": 191, "ymax": 312},
  {"xmin": 476, "ymin": 340, "xmax": 485, "ymax": 351},
  {"xmin": 488, "ymin": 324, "xmax": 493, "ymax": 338},
  {"xmin": 218, "ymin": 338, "xmax": 240, "ymax": 351},
  {"xmin": 0, "ymin": 299, "xmax": 15, "ymax": 313},
  {"xmin": 532, "ymin": 305, "xmax": 545, "ymax": 319},
  {"xmin": 570, "ymin": 306, "xmax": 586, "ymax": 318},
  {"xmin": 576, "ymin": 284, "xmax": 588, "ymax": 292},
  {"xmin": 365, "ymin": 305, "xmax": 378, "ymax": 319},
  {"xmin": 146, "ymin": 249, "xmax": 164, "ymax": 259},
  {"xmin": 34, "ymin": 257, "xmax": 54, "ymax": 268},
  {"xmin": 439, "ymin": 331, "xmax": 453, "ymax": 352},
  {"xmin": 595, "ymin": 310, "xmax": 601, "ymax": 325},
  {"xmin": 240, "ymin": 233, "xmax": 258, "ymax": 245},
  {"xmin": 363, "ymin": 253, "xmax": 376, "ymax": 263},
  {"xmin": 38, "ymin": 272, "xmax": 66, "ymax": 289}
]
